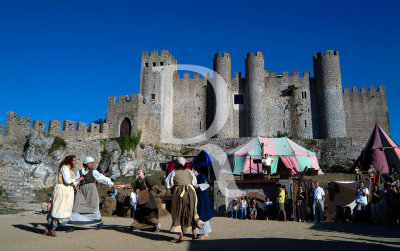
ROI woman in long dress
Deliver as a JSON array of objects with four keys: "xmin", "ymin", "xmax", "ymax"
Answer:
[
  {"xmin": 66, "ymin": 156, "xmax": 115, "ymax": 232},
  {"xmin": 119, "ymin": 169, "xmax": 163, "ymax": 231},
  {"xmin": 45, "ymin": 155, "xmax": 84, "ymax": 236},
  {"xmin": 165, "ymin": 157, "xmax": 204, "ymax": 243},
  {"xmin": 193, "ymin": 167, "xmax": 214, "ymax": 239}
]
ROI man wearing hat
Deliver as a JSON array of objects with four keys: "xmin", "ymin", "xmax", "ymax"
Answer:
[{"xmin": 66, "ymin": 156, "xmax": 115, "ymax": 232}]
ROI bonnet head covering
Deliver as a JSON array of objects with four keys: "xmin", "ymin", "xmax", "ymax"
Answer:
[
  {"xmin": 83, "ymin": 156, "xmax": 95, "ymax": 164},
  {"xmin": 175, "ymin": 157, "xmax": 186, "ymax": 167}
]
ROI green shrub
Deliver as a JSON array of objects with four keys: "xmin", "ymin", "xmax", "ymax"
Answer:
[
  {"xmin": 303, "ymin": 139, "xmax": 318, "ymax": 148},
  {"xmin": 276, "ymin": 131, "xmax": 292, "ymax": 139},
  {"xmin": 48, "ymin": 136, "xmax": 67, "ymax": 154},
  {"xmin": 112, "ymin": 130, "xmax": 142, "ymax": 153},
  {"xmin": 287, "ymin": 84, "xmax": 299, "ymax": 96}
]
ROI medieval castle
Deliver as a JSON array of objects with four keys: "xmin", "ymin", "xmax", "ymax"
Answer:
[{"xmin": 0, "ymin": 50, "xmax": 390, "ymax": 145}]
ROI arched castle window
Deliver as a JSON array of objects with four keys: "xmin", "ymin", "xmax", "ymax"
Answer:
[
  {"xmin": 152, "ymin": 62, "xmax": 156, "ymax": 67},
  {"xmin": 304, "ymin": 91, "xmax": 307, "ymax": 99},
  {"xmin": 120, "ymin": 118, "xmax": 131, "ymax": 137}
]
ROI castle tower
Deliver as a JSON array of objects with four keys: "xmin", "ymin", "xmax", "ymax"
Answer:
[
  {"xmin": 212, "ymin": 53, "xmax": 233, "ymax": 138},
  {"xmin": 313, "ymin": 50, "xmax": 347, "ymax": 138},
  {"xmin": 139, "ymin": 50, "xmax": 177, "ymax": 143},
  {"xmin": 245, "ymin": 51, "xmax": 266, "ymax": 136}
]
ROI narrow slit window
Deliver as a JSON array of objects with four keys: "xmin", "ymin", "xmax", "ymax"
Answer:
[
  {"xmin": 305, "ymin": 120, "xmax": 307, "ymax": 127},
  {"xmin": 304, "ymin": 91, "xmax": 307, "ymax": 99},
  {"xmin": 283, "ymin": 121, "xmax": 286, "ymax": 128},
  {"xmin": 234, "ymin": 94, "xmax": 244, "ymax": 104}
]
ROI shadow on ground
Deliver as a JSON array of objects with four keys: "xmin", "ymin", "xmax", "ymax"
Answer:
[
  {"xmin": 310, "ymin": 222, "xmax": 400, "ymax": 238},
  {"xmin": 187, "ymin": 237, "xmax": 398, "ymax": 251},
  {"xmin": 12, "ymin": 222, "xmax": 400, "ymax": 251}
]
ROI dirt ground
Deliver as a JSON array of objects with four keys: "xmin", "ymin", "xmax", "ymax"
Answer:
[{"xmin": 0, "ymin": 204, "xmax": 399, "ymax": 251}]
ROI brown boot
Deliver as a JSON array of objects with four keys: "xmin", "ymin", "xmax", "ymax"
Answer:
[{"xmin": 48, "ymin": 228, "xmax": 56, "ymax": 237}]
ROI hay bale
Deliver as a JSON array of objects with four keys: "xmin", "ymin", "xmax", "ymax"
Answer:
[
  {"xmin": 101, "ymin": 197, "xmax": 117, "ymax": 216},
  {"xmin": 116, "ymin": 190, "xmax": 132, "ymax": 217}
]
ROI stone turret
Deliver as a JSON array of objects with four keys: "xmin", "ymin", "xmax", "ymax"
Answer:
[
  {"xmin": 245, "ymin": 51, "xmax": 266, "ymax": 136},
  {"xmin": 212, "ymin": 52, "xmax": 233, "ymax": 138},
  {"xmin": 313, "ymin": 50, "xmax": 347, "ymax": 138},
  {"xmin": 139, "ymin": 50, "xmax": 177, "ymax": 143}
]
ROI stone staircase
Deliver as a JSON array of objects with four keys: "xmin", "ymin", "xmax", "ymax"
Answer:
[{"xmin": 0, "ymin": 166, "xmax": 36, "ymax": 202}]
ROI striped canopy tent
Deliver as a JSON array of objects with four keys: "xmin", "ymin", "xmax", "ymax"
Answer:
[
  {"xmin": 225, "ymin": 136, "xmax": 321, "ymax": 175},
  {"xmin": 349, "ymin": 124, "xmax": 400, "ymax": 174}
]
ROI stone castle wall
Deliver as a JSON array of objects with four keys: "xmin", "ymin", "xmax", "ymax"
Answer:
[
  {"xmin": 343, "ymin": 85, "xmax": 390, "ymax": 144},
  {"xmin": 106, "ymin": 94, "xmax": 140, "ymax": 138},
  {"xmin": 173, "ymin": 73, "xmax": 208, "ymax": 139},
  {"xmin": 0, "ymin": 112, "xmax": 110, "ymax": 141}
]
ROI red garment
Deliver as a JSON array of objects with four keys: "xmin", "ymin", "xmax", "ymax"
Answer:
[
  {"xmin": 185, "ymin": 162, "xmax": 192, "ymax": 169},
  {"xmin": 167, "ymin": 161, "xmax": 176, "ymax": 176}
]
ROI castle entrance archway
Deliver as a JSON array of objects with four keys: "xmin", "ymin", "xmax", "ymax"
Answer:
[{"xmin": 120, "ymin": 117, "xmax": 131, "ymax": 136}]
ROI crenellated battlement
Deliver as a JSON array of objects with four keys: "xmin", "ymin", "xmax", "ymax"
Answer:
[
  {"xmin": 313, "ymin": 50, "xmax": 339, "ymax": 60},
  {"xmin": 174, "ymin": 72, "xmax": 211, "ymax": 80},
  {"xmin": 213, "ymin": 52, "xmax": 230, "ymax": 59},
  {"xmin": 343, "ymin": 85, "xmax": 386, "ymax": 94},
  {"xmin": 267, "ymin": 71, "xmax": 310, "ymax": 79},
  {"xmin": 245, "ymin": 51, "xmax": 264, "ymax": 60},
  {"xmin": 141, "ymin": 50, "xmax": 177, "ymax": 67},
  {"xmin": 107, "ymin": 94, "xmax": 140, "ymax": 105},
  {"xmin": 3, "ymin": 112, "xmax": 110, "ymax": 141}
]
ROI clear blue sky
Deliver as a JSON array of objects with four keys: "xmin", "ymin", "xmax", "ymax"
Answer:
[{"xmin": 0, "ymin": 0, "xmax": 399, "ymax": 141}]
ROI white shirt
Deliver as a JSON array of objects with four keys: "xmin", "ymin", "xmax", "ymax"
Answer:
[
  {"xmin": 74, "ymin": 169, "xmax": 114, "ymax": 186},
  {"xmin": 130, "ymin": 192, "xmax": 138, "ymax": 203},
  {"xmin": 57, "ymin": 165, "xmax": 79, "ymax": 186},
  {"xmin": 240, "ymin": 200, "xmax": 247, "ymax": 209},
  {"xmin": 356, "ymin": 188, "xmax": 369, "ymax": 204},
  {"xmin": 165, "ymin": 170, "xmax": 197, "ymax": 189},
  {"xmin": 262, "ymin": 157, "xmax": 274, "ymax": 166},
  {"xmin": 314, "ymin": 187, "xmax": 325, "ymax": 200}
]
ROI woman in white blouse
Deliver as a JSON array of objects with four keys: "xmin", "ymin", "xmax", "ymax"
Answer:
[
  {"xmin": 66, "ymin": 156, "xmax": 114, "ymax": 232},
  {"xmin": 45, "ymin": 155, "xmax": 84, "ymax": 237}
]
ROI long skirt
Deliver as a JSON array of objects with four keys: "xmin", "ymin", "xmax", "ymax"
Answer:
[
  {"xmin": 47, "ymin": 184, "xmax": 74, "ymax": 228},
  {"xmin": 130, "ymin": 206, "xmax": 159, "ymax": 231},
  {"xmin": 171, "ymin": 185, "xmax": 204, "ymax": 234},
  {"xmin": 67, "ymin": 183, "xmax": 102, "ymax": 227}
]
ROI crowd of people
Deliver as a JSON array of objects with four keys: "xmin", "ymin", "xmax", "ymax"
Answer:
[
  {"xmin": 41, "ymin": 154, "xmax": 399, "ymax": 241},
  {"xmin": 354, "ymin": 180, "xmax": 400, "ymax": 225},
  {"xmin": 43, "ymin": 155, "xmax": 213, "ymax": 243},
  {"xmin": 228, "ymin": 181, "xmax": 326, "ymax": 223}
]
